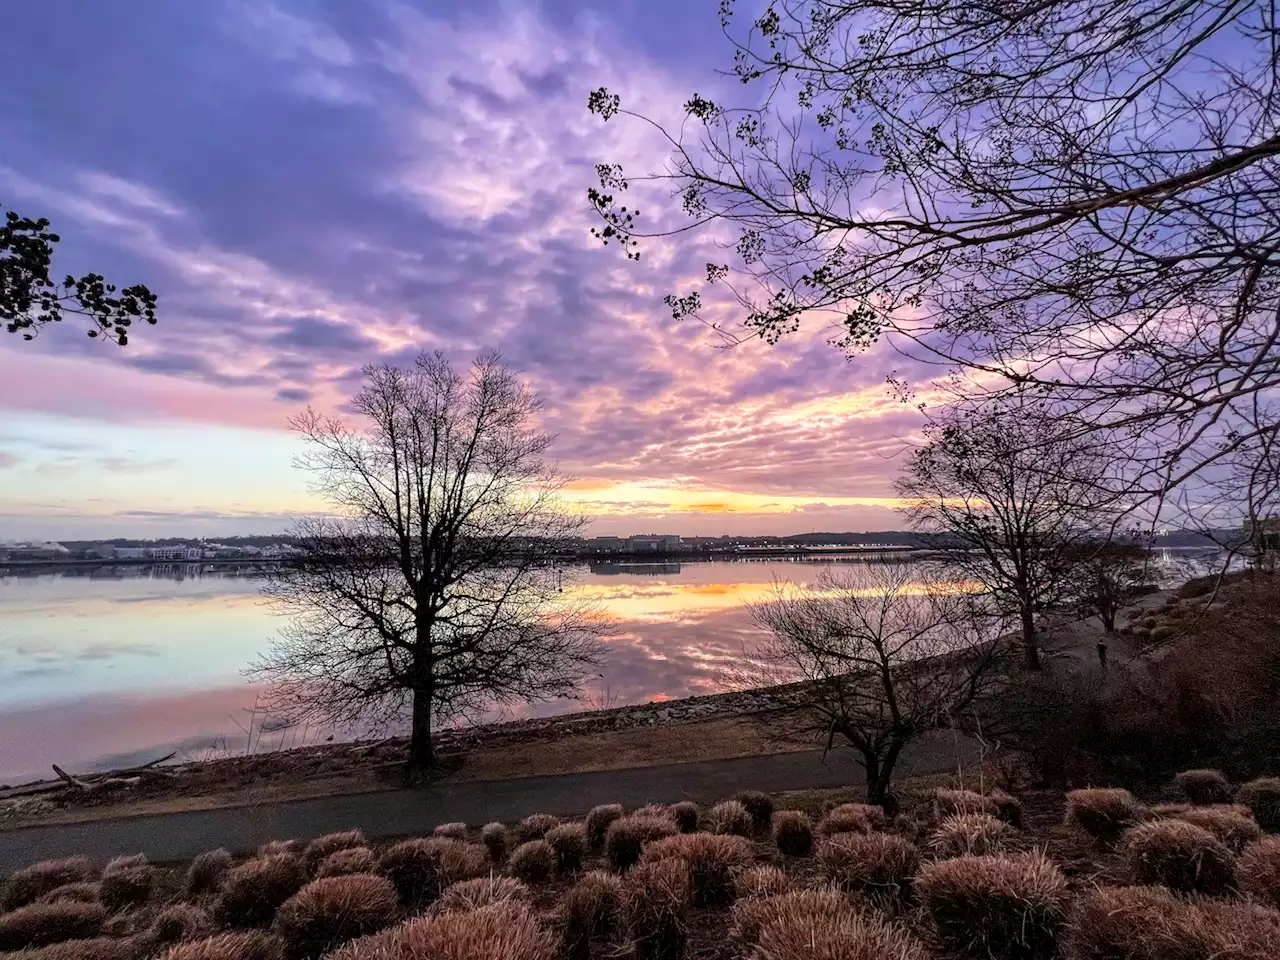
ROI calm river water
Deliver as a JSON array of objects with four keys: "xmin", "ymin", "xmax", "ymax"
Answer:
[{"xmin": 0, "ymin": 556, "xmax": 892, "ymax": 783}]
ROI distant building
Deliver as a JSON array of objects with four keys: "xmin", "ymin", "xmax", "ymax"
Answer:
[
  {"xmin": 112, "ymin": 547, "xmax": 148, "ymax": 560},
  {"xmin": 628, "ymin": 534, "xmax": 683, "ymax": 552},
  {"xmin": 588, "ymin": 536, "xmax": 628, "ymax": 554},
  {"xmin": 146, "ymin": 545, "xmax": 202, "ymax": 561}
]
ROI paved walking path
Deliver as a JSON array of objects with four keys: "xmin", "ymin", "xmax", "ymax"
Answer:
[{"xmin": 0, "ymin": 734, "xmax": 980, "ymax": 871}]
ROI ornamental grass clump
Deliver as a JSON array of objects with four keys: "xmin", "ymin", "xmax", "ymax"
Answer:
[
  {"xmin": 1238, "ymin": 777, "xmax": 1280, "ymax": 831},
  {"xmin": 623, "ymin": 858, "xmax": 691, "ymax": 960},
  {"xmin": 160, "ymin": 930, "xmax": 288, "ymax": 960},
  {"xmin": 0, "ymin": 900, "xmax": 107, "ymax": 950},
  {"xmin": 752, "ymin": 906, "xmax": 928, "ymax": 960},
  {"xmin": 35, "ymin": 882, "xmax": 101, "ymax": 905},
  {"xmin": 818, "ymin": 832, "xmax": 920, "ymax": 907},
  {"xmin": 641, "ymin": 833, "xmax": 754, "ymax": 906},
  {"xmin": 931, "ymin": 813, "xmax": 1016, "ymax": 858},
  {"xmin": 102, "ymin": 853, "xmax": 153, "ymax": 911},
  {"xmin": 216, "ymin": 854, "xmax": 308, "ymax": 928},
  {"xmin": 562, "ymin": 870, "xmax": 624, "ymax": 960},
  {"xmin": 518, "ymin": 813, "xmax": 560, "ymax": 842},
  {"xmin": 302, "ymin": 831, "xmax": 365, "ymax": 876},
  {"xmin": 728, "ymin": 885, "xmax": 853, "ymax": 949},
  {"xmin": 545, "ymin": 823, "xmax": 588, "ymax": 874},
  {"xmin": 185, "ymin": 849, "xmax": 233, "ymax": 898},
  {"xmin": 771, "ymin": 811, "xmax": 813, "ymax": 857},
  {"xmin": 377, "ymin": 838, "xmax": 487, "ymax": 907},
  {"xmin": 1165, "ymin": 806, "xmax": 1263, "ymax": 853},
  {"xmin": 480, "ymin": 823, "xmax": 507, "ymax": 864},
  {"xmin": 709, "ymin": 800, "xmax": 753, "ymax": 837},
  {"xmin": 272, "ymin": 874, "xmax": 398, "ymax": 959},
  {"xmin": 586, "ymin": 804, "xmax": 625, "ymax": 850},
  {"xmin": 1240, "ymin": 835, "xmax": 1280, "ymax": 908},
  {"xmin": 323, "ymin": 901, "xmax": 554, "ymax": 960},
  {"xmin": 1121, "ymin": 819, "xmax": 1237, "ymax": 895},
  {"xmin": 915, "ymin": 853, "xmax": 1069, "ymax": 960},
  {"xmin": 669, "ymin": 801, "xmax": 700, "ymax": 833},
  {"xmin": 817, "ymin": 803, "xmax": 885, "ymax": 836},
  {"xmin": 1065, "ymin": 788, "xmax": 1147, "ymax": 843},
  {"xmin": 1175, "ymin": 769, "xmax": 1234, "ymax": 806},
  {"xmin": 732, "ymin": 865, "xmax": 789, "ymax": 901},
  {"xmin": 433, "ymin": 822, "xmax": 468, "ymax": 840},
  {"xmin": 934, "ymin": 788, "xmax": 1000, "ymax": 820},
  {"xmin": 732, "ymin": 791, "xmax": 775, "ymax": 833},
  {"xmin": 149, "ymin": 903, "xmax": 216, "ymax": 948},
  {"xmin": 508, "ymin": 840, "xmax": 557, "ymax": 886},
  {"xmin": 434, "ymin": 876, "xmax": 528, "ymax": 915},
  {"xmin": 315, "ymin": 848, "xmax": 377, "ymax": 879},
  {"xmin": 605, "ymin": 815, "xmax": 679, "ymax": 872},
  {"xmin": 3, "ymin": 857, "xmax": 99, "ymax": 910}
]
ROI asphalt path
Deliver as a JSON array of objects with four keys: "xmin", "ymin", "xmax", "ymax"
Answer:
[{"xmin": 0, "ymin": 734, "xmax": 980, "ymax": 872}]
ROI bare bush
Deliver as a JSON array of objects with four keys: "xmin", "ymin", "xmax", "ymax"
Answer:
[
  {"xmin": 434, "ymin": 876, "xmax": 528, "ymax": 916},
  {"xmin": 1241, "ymin": 836, "xmax": 1280, "ymax": 909},
  {"xmin": 377, "ymin": 838, "xmax": 487, "ymax": 907},
  {"xmin": 931, "ymin": 813, "xmax": 1015, "ymax": 859},
  {"xmin": 728, "ymin": 886, "xmax": 852, "ymax": 949},
  {"xmin": 316, "ymin": 848, "xmax": 377, "ymax": 879},
  {"xmin": 751, "ymin": 906, "xmax": 929, "ymax": 960},
  {"xmin": 641, "ymin": 834, "xmax": 754, "ymax": 906},
  {"xmin": 1238, "ymin": 778, "xmax": 1280, "ymax": 832},
  {"xmin": 733, "ymin": 866, "xmax": 789, "ymax": 902},
  {"xmin": 605, "ymin": 815, "xmax": 678, "ymax": 872},
  {"xmin": 916, "ymin": 854, "xmax": 1069, "ymax": 960},
  {"xmin": 817, "ymin": 803, "xmax": 885, "ymax": 836},
  {"xmin": 480, "ymin": 823, "xmax": 507, "ymax": 865},
  {"xmin": 668, "ymin": 802, "xmax": 699, "ymax": 834},
  {"xmin": 0, "ymin": 900, "xmax": 107, "ymax": 950},
  {"xmin": 273, "ymin": 874, "xmax": 398, "ymax": 959},
  {"xmin": 585, "ymin": 805, "xmax": 624, "ymax": 850},
  {"xmin": 518, "ymin": 814, "xmax": 560, "ymax": 843},
  {"xmin": 1176, "ymin": 770, "xmax": 1234, "ymax": 806},
  {"xmin": 302, "ymin": 831, "xmax": 365, "ymax": 876},
  {"xmin": 623, "ymin": 859, "xmax": 691, "ymax": 960},
  {"xmin": 709, "ymin": 800, "xmax": 753, "ymax": 837},
  {"xmin": 770, "ymin": 811, "xmax": 813, "ymax": 857},
  {"xmin": 562, "ymin": 871, "xmax": 623, "ymax": 960},
  {"xmin": 216, "ymin": 854, "xmax": 308, "ymax": 928},
  {"xmin": 1121, "ymin": 820, "xmax": 1237, "ymax": 895},
  {"xmin": 508, "ymin": 841, "xmax": 556, "ymax": 886},
  {"xmin": 818, "ymin": 832, "xmax": 920, "ymax": 906},
  {"xmin": 1066, "ymin": 789, "xmax": 1147, "ymax": 843},
  {"xmin": 185, "ymin": 849, "xmax": 233, "ymax": 898},
  {"xmin": 3, "ymin": 857, "xmax": 99, "ymax": 910}
]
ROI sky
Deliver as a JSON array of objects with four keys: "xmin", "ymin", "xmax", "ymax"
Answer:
[{"xmin": 0, "ymin": 0, "xmax": 932, "ymax": 540}]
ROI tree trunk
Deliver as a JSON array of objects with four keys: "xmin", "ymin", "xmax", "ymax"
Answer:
[
  {"xmin": 862, "ymin": 751, "xmax": 887, "ymax": 806},
  {"xmin": 1020, "ymin": 606, "xmax": 1041, "ymax": 670},
  {"xmin": 405, "ymin": 688, "xmax": 436, "ymax": 782}
]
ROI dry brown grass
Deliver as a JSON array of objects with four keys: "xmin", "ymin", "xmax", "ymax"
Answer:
[
  {"xmin": 432, "ymin": 822, "xmax": 469, "ymax": 840},
  {"xmin": 1240, "ymin": 835, "xmax": 1280, "ymax": 908},
  {"xmin": 624, "ymin": 858, "xmax": 691, "ymax": 960},
  {"xmin": 215, "ymin": 854, "xmax": 308, "ymax": 928},
  {"xmin": 931, "ymin": 813, "xmax": 1016, "ymax": 858},
  {"xmin": 1065, "ymin": 788, "xmax": 1147, "ymax": 843},
  {"xmin": 1162, "ymin": 806, "xmax": 1263, "ymax": 854},
  {"xmin": 709, "ymin": 799, "xmax": 754, "ymax": 837},
  {"xmin": 325, "ymin": 901, "xmax": 554, "ymax": 960},
  {"xmin": 545, "ymin": 823, "xmax": 588, "ymax": 875},
  {"xmin": 771, "ymin": 810, "xmax": 813, "ymax": 857},
  {"xmin": 988, "ymin": 789, "xmax": 1024, "ymax": 828},
  {"xmin": 101, "ymin": 854, "xmax": 153, "ymax": 911},
  {"xmin": 2, "ymin": 857, "xmax": 99, "ymax": 910},
  {"xmin": 750, "ymin": 903, "xmax": 928, "ymax": 960},
  {"xmin": 517, "ymin": 813, "xmax": 560, "ymax": 842},
  {"xmin": 508, "ymin": 840, "xmax": 557, "ymax": 886},
  {"xmin": 480, "ymin": 823, "xmax": 507, "ymax": 864},
  {"xmin": 605, "ymin": 814, "xmax": 678, "ymax": 872},
  {"xmin": 184, "ymin": 849, "xmax": 232, "ymax": 898},
  {"xmin": 1121, "ymin": 819, "xmax": 1237, "ymax": 895},
  {"xmin": 915, "ymin": 853, "xmax": 1069, "ymax": 960},
  {"xmin": 376, "ymin": 838, "xmax": 488, "ymax": 907},
  {"xmin": 0, "ymin": 899, "xmax": 107, "ymax": 950},
  {"xmin": 159, "ymin": 930, "xmax": 286, "ymax": 960},
  {"xmin": 817, "ymin": 803, "xmax": 886, "ymax": 836},
  {"xmin": 669, "ymin": 801, "xmax": 700, "ymax": 833},
  {"xmin": 148, "ymin": 903, "xmax": 216, "ymax": 948},
  {"xmin": 9, "ymin": 935, "xmax": 143, "ymax": 960},
  {"xmin": 258, "ymin": 841, "xmax": 303, "ymax": 858},
  {"xmin": 561, "ymin": 870, "xmax": 623, "ymax": 960},
  {"xmin": 272, "ymin": 874, "xmax": 398, "ymax": 959},
  {"xmin": 818, "ymin": 832, "xmax": 920, "ymax": 906},
  {"xmin": 34, "ymin": 881, "xmax": 101, "ymax": 905},
  {"xmin": 585, "ymin": 804, "xmax": 625, "ymax": 850},
  {"xmin": 1237, "ymin": 777, "xmax": 1280, "ymax": 832},
  {"xmin": 732, "ymin": 791, "xmax": 775, "ymax": 833},
  {"xmin": 934, "ymin": 788, "xmax": 1000, "ymax": 820},
  {"xmin": 301, "ymin": 830, "xmax": 365, "ymax": 876},
  {"xmin": 732, "ymin": 865, "xmax": 789, "ymax": 901},
  {"xmin": 434, "ymin": 876, "xmax": 528, "ymax": 915},
  {"xmin": 1175, "ymin": 769, "xmax": 1234, "ymax": 806},
  {"xmin": 728, "ymin": 885, "xmax": 853, "ymax": 949},
  {"xmin": 315, "ymin": 847, "xmax": 377, "ymax": 879},
  {"xmin": 641, "ymin": 833, "xmax": 755, "ymax": 906}
]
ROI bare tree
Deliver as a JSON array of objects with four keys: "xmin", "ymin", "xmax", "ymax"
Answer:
[
  {"xmin": 1064, "ymin": 541, "xmax": 1153, "ymax": 635},
  {"xmin": 251, "ymin": 352, "xmax": 603, "ymax": 780},
  {"xmin": 586, "ymin": 0, "xmax": 1280, "ymax": 501},
  {"xmin": 895, "ymin": 401, "xmax": 1117, "ymax": 669},
  {"xmin": 747, "ymin": 563, "xmax": 1008, "ymax": 806}
]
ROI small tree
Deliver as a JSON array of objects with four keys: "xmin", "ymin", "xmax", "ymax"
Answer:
[
  {"xmin": 746, "ymin": 563, "xmax": 1007, "ymax": 806},
  {"xmin": 1067, "ymin": 542, "xmax": 1151, "ymax": 635},
  {"xmin": 252, "ymin": 352, "xmax": 603, "ymax": 779},
  {"xmin": 895, "ymin": 403, "xmax": 1115, "ymax": 670}
]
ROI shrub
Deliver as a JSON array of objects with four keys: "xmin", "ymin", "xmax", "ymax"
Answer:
[
  {"xmin": 35, "ymin": 881, "xmax": 101, "ymax": 904},
  {"xmin": 934, "ymin": 788, "xmax": 1000, "ymax": 819},
  {"xmin": 641, "ymin": 833, "xmax": 754, "ymax": 906},
  {"xmin": 377, "ymin": 838, "xmax": 488, "ymax": 907},
  {"xmin": 1066, "ymin": 788, "xmax": 1147, "ymax": 843},
  {"xmin": 562, "ymin": 870, "xmax": 624, "ymax": 960},
  {"xmin": 0, "ymin": 900, "xmax": 107, "ymax": 950},
  {"xmin": 1240, "ymin": 835, "xmax": 1280, "ymax": 908},
  {"xmin": 433, "ymin": 822, "xmax": 469, "ymax": 840},
  {"xmin": 669, "ymin": 801, "xmax": 699, "ymax": 833},
  {"xmin": 817, "ymin": 803, "xmax": 885, "ymax": 836},
  {"xmin": 729, "ymin": 886, "xmax": 851, "ymax": 948},
  {"xmin": 771, "ymin": 810, "xmax": 813, "ymax": 857},
  {"xmin": 988, "ymin": 789, "xmax": 1025, "ymax": 828},
  {"xmin": 102, "ymin": 854, "xmax": 153, "ymax": 911},
  {"xmin": 931, "ymin": 813, "xmax": 1015, "ymax": 858},
  {"xmin": 1121, "ymin": 819, "xmax": 1237, "ymax": 895},
  {"xmin": 605, "ymin": 815, "xmax": 678, "ymax": 872},
  {"xmin": 915, "ymin": 853, "xmax": 1069, "ymax": 960},
  {"xmin": 216, "ymin": 854, "xmax": 308, "ymax": 928},
  {"xmin": 1167, "ymin": 806, "xmax": 1263, "ymax": 853},
  {"xmin": 272, "ymin": 874, "xmax": 398, "ymax": 959},
  {"xmin": 509, "ymin": 840, "xmax": 557, "ymax": 885},
  {"xmin": 159, "ymin": 930, "xmax": 286, "ymax": 960},
  {"xmin": 480, "ymin": 823, "xmax": 507, "ymax": 864},
  {"xmin": 585, "ymin": 804, "xmax": 625, "ymax": 850},
  {"xmin": 623, "ymin": 858, "xmax": 691, "ymax": 960},
  {"xmin": 818, "ymin": 832, "xmax": 920, "ymax": 906},
  {"xmin": 434, "ymin": 876, "xmax": 528, "ymax": 915},
  {"xmin": 1238, "ymin": 777, "xmax": 1280, "ymax": 832},
  {"xmin": 301, "ymin": 830, "xmax": 365, "ymax": 876},
  {"xmin": 709, "ymin": 799, "xmax": 753, "ymax": 837},
  {"xmin": 732, "ymin": 865, "xmax": 789, "ymax": 901},
  {"xmin": 315, "ymin": 847, "xmax": 377, "ymax": 879},
  {"xmin": 1176, "ymin": 769, "xmax": 1234, "ymax": 806},
  {"xmin": 518, "ymin": 813, "xmax": 560, "ymax": 842},
  {"xmin": 324, "ymin": 902, "xmax": 553, "ymax": 960},
  {"xmin": 750, "ymin": 905, "xmax": 929, "ymax": 960},
  {"xmin": 2, "ymin": 857, "xmax": 99, "ymax": 910},
  {"xmin": 545, "ymin": 823, "xmax": 588, "ymax": 875},
  {"xmin": 732, "ymin": 791, "xmax": 775, "ymax": 832},
  {"xmin": 149, "ymin": 903, "xmax": 216, "ymax": 947},
  {"xmin": 185, "ymin": 849, "xmax": 233, "ymax": 898}
]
